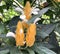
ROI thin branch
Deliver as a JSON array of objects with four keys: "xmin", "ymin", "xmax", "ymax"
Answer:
[
  {"xmin": 31, "ymin": 0, "xmax": 36, "ymax": 7},
  {"xmin": 14, "ymin": 0, "xmax": 24, "ymax": 9}
]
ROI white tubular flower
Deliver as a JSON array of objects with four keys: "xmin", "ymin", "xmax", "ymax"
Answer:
[
  {"xmin": 15, "ymin": 7, "xmax": 24, "ymax": 14},
  {"xmin": 31, "ymin": 7, "xmax": 40, "ymax": 15},
  {"xmin": 0, "ymin": 2, "xmax": 3, "ymax": 6},
  {"xmin": 20, "ymin": 15, "xmax": 26, "ymax": 20},
  {"xmin": 20, "ymin": 14, "xmax": 28, "ymax": 22},
  {"xmin": 34, "ymin": 18, "xmax": 41, "ymax": 24},
  {"xmin": 0, "ymin": 13, "xmax": 2, "ymax": 16},
  {"xmin": 36, "ymin": 0, "xmax": 39, "ymax": 4},
  {"xmin": 6, "ymin": 32, "xmax": 15, "ymax": 38},
  {"xmin": 3, "ymin": 9, "xmax": 7, "ymax": 12},
  {"xmin": 54, "ymin": 31, "xmax": 60, "ymax": 37}
]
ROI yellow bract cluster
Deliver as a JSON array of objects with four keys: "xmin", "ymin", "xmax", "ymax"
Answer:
[
  {"xmin": 26, "ymin": 24, "xmax": 36, "ymax": 47},
  {"xmin": 24, "ymin": 1, "xmax": 32, "ymax": 20},
  {"xmin": 15, "ymin": 21, "xmax": 36, "ymax": 47},
  {"xmin": 22, "ymin": 1, "xmax": 32, "ymax": 28},
  {"xmin": 15, "ymin": 1, "xmax": 36, "ymax": 47},
  {"xmin": 15, "ymin": 21, "xmax": 25, "ymax": 46}
]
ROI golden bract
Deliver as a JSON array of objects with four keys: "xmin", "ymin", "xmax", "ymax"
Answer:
[
  {"xmin": 15, "ymin": 21, "xmax": 25, "ymax": 46},
  {"xmin": 24, "ymin": 1, "xmax": 32, "ymax": 20},
  {"xmin": 22, "ymin": 1, "xmax": 32, "ymax": 28},
  {"xmin": 26, "ymin": 24, "xmax": 36, "ymax": 47}
]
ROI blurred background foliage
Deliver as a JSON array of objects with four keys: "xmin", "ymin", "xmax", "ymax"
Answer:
[{"xmin": 0, "ymin": 0, "xmax": 60, "ymax": 54}]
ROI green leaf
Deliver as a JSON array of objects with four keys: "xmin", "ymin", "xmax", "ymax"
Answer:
[
  {"xmin": 55, "ymin": 24, "xmax": 60, "ymax": 36},
  {"xmin": 27, "ymin": 7, "xmax": 50, "ymax": 24},
  {"xmin": 37, "ymin": 46, "xmax": 56, "ymax": 54},
  {"xmin": 0, "ymin": 49, "xmax": 9, "ymax": 54},
  {"xmin": 32, "ymin": 43, "xmax": 56, "ymax": 54},
  {"xmin": 0, "ymin": 34, "xmax": 6, "ymax": 38},
  {"xmin": 32, "ymin": 45, "xmax": 46, "ymax": 54},
  {"xmin": 27, "ymin": 48, "xmax": 35, "ymax": 54},
  {"xmin": 36, "ymin": 30, "xmax": 49, "ymax": 38},
  {"xmin": 36, "ymin": 24, "xmax": 55, "ymax": 38},
  {"xmin": 0, "ymin": 23, "xmax": 5, "ymax": 34},
  {"xmin": 38, "ymin": 43, "xmax": 54, "ymax": 49},
  {"xmin": 4, "ymin": 37, "xmax": 16, "ymax": 46},
  {"xmin": 10, "ymin": 47, "xmax": 23, "ymax": 54}
]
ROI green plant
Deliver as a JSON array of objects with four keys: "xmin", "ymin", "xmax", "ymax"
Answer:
[{"xmin": 0, "ymin": 0, "xmax": 60, "ymax": 54}]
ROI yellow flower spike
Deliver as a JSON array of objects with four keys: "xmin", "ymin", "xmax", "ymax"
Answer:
[
  {"xmin": 15, "ymin": 21, "xmax": 25, "ymax": 46},
  {"xmin": 26, "ymin": 24, "xmax": 36, "ymax": 47},
  {"xmin": 24, "ymin": 1, "xmax": 32, "ymax": 20}
]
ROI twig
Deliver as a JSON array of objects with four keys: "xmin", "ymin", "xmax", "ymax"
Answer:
[
  {"xmin": 14, "ymin": 0, "xmax": 24, "ymax": 9},
  {"xmin": 31, "ymin": 0, "xmax": 36, "ymax": 7}
]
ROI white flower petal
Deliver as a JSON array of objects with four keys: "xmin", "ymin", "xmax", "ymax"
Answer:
[
  {"xmin": 36, "ymin": 1, "xmax": 39, "ymax": 4},
  {"xmin": 54, "ymin": 31, "xmax": 60, "ymax": 37},
  {"xmin": 0, "ymin": 13, "xmax": 2, "ymax": 16},
  {"xmin": 15, "ymin": 7, "xmax": 24, "ymax": 14},
  {"xmin": 20, "ymin": 15, "xmax": 28, "ymax": 22},
  {"xmin": 6, "ymin": 32, "xmax": 15, "ymax": 38},
  {"xmin": 31, "ymin": 7, "xmax": 40, "ymax": 15},
  {"xmin": 34, "ymin": 18, "xmax": 41, "ymax": 24},
  {"xmin": 20, "ymin": 15, "xmax": 26, "ymax": 20},
  {"xmin": 33, "ymin": 8, "xmax": 40, "ymax": 12},
  {"xmin": 24, "ymin": 19, "xmax": 28, "ymax": 22},
  {"xmin": 3, "ymin": 9, "xmax": 7, "ymax": 12},
  {"xmin": 36, "ymin": 23, "xmax": 38, "ymax": 24},
  {"xmin": 32, "ymin": 11, "xmax": 38, "ymax": 15},
  {"xmin": 0, "ymin": 2, "xmax": 3, "ymax": 6}
]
